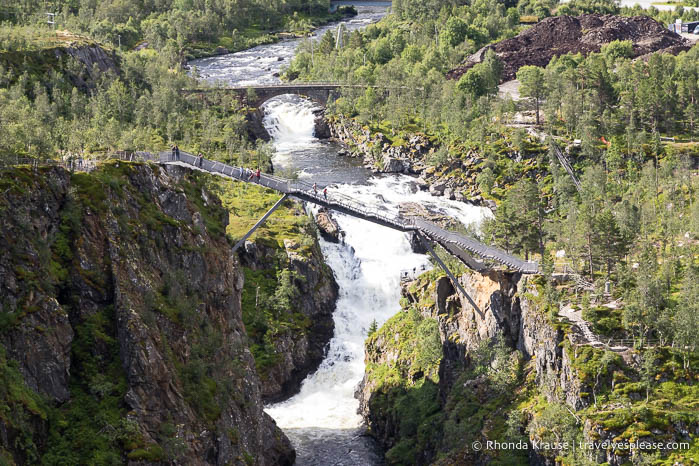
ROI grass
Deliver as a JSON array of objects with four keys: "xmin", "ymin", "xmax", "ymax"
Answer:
[
  {"xmin": 215, "ymin": 179, "xmax": 312, "ymax": 253},
  {"xmin": 0, "ymin": 26, "xmax": 95, "ymax": 53}
]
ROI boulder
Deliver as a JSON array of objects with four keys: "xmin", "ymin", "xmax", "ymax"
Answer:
[
  {"xmin": 382, "ymin": 155, "xmax": 406, "ymax": 173},
  {"xmin": 429, "ymin": 181, "xmax": 447, "ymax": 196},
  {"xmin": 316, "ymin": 208, "xmax": 343, "ymax": 243}
]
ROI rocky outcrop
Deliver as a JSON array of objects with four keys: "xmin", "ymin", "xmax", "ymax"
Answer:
[
  {"xmin": 326, "ymin": 114, "xmax": 507, "ymax": 208},
  {"xmin": 313, "ymin": 109, "xmax": 332, "ymax": 139},
  {"xmin": 357, "ymin": 270, "xmax": 589, "ymax": 464},
  {"xmin": 0, "ymin": 42, "xmax": 120, "ymax": 91},
  {"xmin": 53, "ymin": 44, "xmax": 120, "ymax": 89},
  {"xmin": 239, "ymin": 227, "xmax": 338, "ymax": 402},
  {"xmin": 315, "ymin": 208, "xmax": 343, "ymax": 243},
  {"xmin": 0, "ymin": 163, "xmax": 294, "ymax": 464},
  {"xmin": 327, "ymin": 116, "xmax": 429, "ymax": 174},
  {"xmin": 246, "ymin": 108, "xmax": 272, "ymax": 141}
]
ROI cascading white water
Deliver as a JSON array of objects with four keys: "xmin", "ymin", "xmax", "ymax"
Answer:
[
  {"xmin": 262, "ymin": 97, "xmax": 491, "ymax": 464},
  {"xmin": 266, "ymin": 196, "xmax": 431, "ymax": 430},
  {"xmin": 263, "ymin": 97, "xmax": 320, "ymax": 161}
]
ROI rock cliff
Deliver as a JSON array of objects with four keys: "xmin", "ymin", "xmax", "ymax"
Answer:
[
  {"xmin": 356, "ymin": 269, "xmax": 587, "ymax": 464},
  {"xmin": 0, "ymin": 41, "xmax": 119, "ymax": 91},
  {"xmin": 358, "ymin": 267, "xmax": 697, "ymax": 464},
  {"xmin": 239, "ymin": 233, "xmax": 338, "ymax": 402},
  {"xmin": 0, "ymin": 162, "xmax": 294, "ymax": 465}
]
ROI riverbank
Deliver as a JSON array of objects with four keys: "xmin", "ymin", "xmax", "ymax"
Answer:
[
  {"xmin": 320, "ymin": 113, "xmax": 549, "ymax": 210},
  {"xmin": 184, "ymin": 8, "xmax": 358, "ymax": 61}
]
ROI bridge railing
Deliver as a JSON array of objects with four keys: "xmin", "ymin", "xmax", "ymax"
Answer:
[
  {"xmin": 283, "ymin": 176, "xmax": 414, "ymax": 229},
  {"xmin": 182, "ymin": 82, "xmax": 424, "ymax": 92},
  {"xmin": 150, "ymin": 152, "xmax": 537, "ymax": 273}
]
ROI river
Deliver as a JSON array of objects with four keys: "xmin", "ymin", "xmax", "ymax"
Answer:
[{"xmin": 191, "ymin": 6, "xmax": 490, "ymax": 465}]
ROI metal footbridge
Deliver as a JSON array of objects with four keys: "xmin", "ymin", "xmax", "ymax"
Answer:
[{"xmin": 153, "ymin": 151, "xmax": 539, "ymax": 276}]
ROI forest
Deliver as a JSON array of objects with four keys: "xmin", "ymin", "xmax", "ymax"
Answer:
[
  {"xmin": 0, "ymin": 0, "xmax": 697, "ymax": 463},
  {"xmin": 1, "ymin": 0, "xmax": 344, "ymax": 55},
  {"xmin": 283, "ymin": 0, "xmax": 699, "ymax": 355}
]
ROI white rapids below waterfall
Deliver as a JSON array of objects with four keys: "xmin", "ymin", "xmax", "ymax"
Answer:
[{"xmin": 262, "ymin": 95, "xmax": 491, "ymax": 464}]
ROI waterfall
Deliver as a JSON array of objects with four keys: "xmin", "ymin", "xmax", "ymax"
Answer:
[
  {"xmin": 261, "ymin": 96, "xmax": 490, "ymax": 464},
  {"xmin": 266, "ymin": 201, "xmax": 431, "ymax": 430},
  {"xmin": 262, "ymin": 96, "xmax": 321, "ymax": 170}
]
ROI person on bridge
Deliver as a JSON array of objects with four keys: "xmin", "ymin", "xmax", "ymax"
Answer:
[
  {"xmin": 323, "ymin": 187, "xmax": 327, "ymax": 200},
  {"xmin": 247, "ymin": 169, "xmax": 254, "ymax": 181},
  {"xmin": 171, "ymin": 145, "xmax": 176, "ymax": 161},
  {"xmin": 175, "ymin": 145, "xmax": 180, "ymax": 161},
  {"xmin": 313, "ymin": 183, "xmax": 317, "ymax": 194},
  {"xmin": 255, "ymin": 168, "xmax": 261, "ymax": 182},
  {"xmin": 197, "ymin": 153, "xmax": 203, "ymax": 167}
]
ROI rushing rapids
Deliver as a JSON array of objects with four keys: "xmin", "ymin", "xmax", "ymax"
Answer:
[{"xmin": 192, "ymin": 6, "xmax": 490, "ymax": 464}]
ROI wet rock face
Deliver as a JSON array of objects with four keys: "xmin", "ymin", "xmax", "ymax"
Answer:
[
  {"xmin": 247, "ymin": 107, "xmax": 272, "ymax": 141},
  {"xmin": 313, "ymin": 109, "xmax": 332, "ymax": 139},
  {"xmin": 0, "ymin": 164, "xmax": 294, "ymax": 465}
]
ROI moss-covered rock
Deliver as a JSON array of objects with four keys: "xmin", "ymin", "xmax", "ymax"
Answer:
[{"xmin": 0, "ymin": 162, "xmax": 295, "ymax": 465}]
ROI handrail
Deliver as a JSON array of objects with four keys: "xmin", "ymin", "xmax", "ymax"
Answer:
[
  {"xmin": 182, "ymin": 83, "xmax": 424, "ymax": 92},
  {"xmin": 101, "ymin": 150, "xmax": 539, "ymax": 273}
]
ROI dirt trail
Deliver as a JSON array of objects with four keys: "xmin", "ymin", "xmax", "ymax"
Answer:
[{"xmin": 448, "ymin": 14, "xmax": 694, "ymax": 81}]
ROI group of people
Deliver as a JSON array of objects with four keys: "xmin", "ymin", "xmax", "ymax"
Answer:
[
  {"xmin": 247, "ymin": 168, "xmax": 261, "ymax": 182},
  {"xmin": 170, "ymin": 145, "xmax": 333, "ymax": 200}
]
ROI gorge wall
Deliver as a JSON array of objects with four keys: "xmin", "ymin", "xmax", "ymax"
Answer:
[
  {"xmin": 0, "ymin": 162, "xmax": 294, "ymax": 465},
  {"xmin": 356, "ymin": 269, "xmax": 587, "ymax": 465},
  {"xmin": 239, "ymin": 233, "xmax": 338, "ymax": 402},
  {"xmin": 358, "ymin": 264, "xmax": 698, "ymax": 465}
]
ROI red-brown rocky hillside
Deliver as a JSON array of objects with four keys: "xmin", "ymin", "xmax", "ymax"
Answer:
[{"xmin": 447, "ymin": 14, "xmax": 693, "ymax": 81}]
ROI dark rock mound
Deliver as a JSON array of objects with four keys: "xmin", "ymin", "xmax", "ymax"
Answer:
[
  {"xmin": 313, "ymin": 108, "xmax": 332, "ymax": 139},
  {"xmin": 447, "ymin": 14, "xmax": 693, "ymax": 82},
  {"xmin": 316, "ymin": 208, "xmax": 343, "ymax": 243}
]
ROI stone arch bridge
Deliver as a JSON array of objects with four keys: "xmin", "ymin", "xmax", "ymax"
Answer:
[{"xmin": 182, "ymin": 83, "xmax": 420, "ymax": 108}]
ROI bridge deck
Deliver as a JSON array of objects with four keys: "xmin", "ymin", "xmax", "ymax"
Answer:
[
  {"xmin": 155, "ymin": 151, "xmax": 539, "ymax": 274},
  {"xmin": 182, "ymin": 83, "xmax": 421, "ymax": 92}
]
